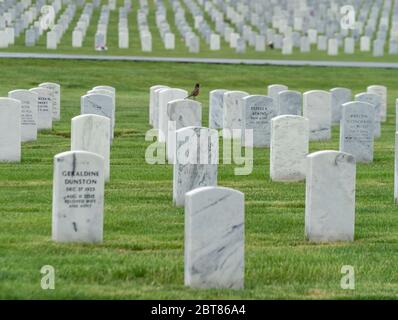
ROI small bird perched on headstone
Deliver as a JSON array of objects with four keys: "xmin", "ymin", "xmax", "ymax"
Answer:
[
  {"xmin": 268, "ymin": 41, "xmax": 274, "ymax": 50},
  {"xmin": 186, "ymin": 83, "xmax": 200, "ymax": 100}
]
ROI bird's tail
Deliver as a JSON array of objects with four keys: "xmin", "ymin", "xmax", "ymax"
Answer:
[{"xmin": 185, "ymin": 94, "xmax": 193, "ymax": 99}]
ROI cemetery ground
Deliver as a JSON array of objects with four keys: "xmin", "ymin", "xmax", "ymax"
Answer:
[
  {"xmin": 2, "ymin": 0, "xmax": 398, "ymax": 63},
  {"xmin": 1, "ymin": 58, "xmax": 398, "ymax": 299}
]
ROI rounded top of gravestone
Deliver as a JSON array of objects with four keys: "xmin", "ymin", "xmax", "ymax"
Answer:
[
  {"xmin": 242, "ymin": 95, "xmax": 273, "ymax": 103},
  {"xmin": 54, "ymin": 150, "xmax": 105, "ymax": 163},
  {"xmin": 159, "ymin": 88, "xmax": 188, "ymax": 95},
  {"xmin": 82, "ymin": 92, "xmax": 114, "ymax": 101},
  {"xmin": 355, "ymin": 92, "xmax": 382, "ymax": 102},
  {"xmin": 278, "ymin": 90, "xmax": 302, "ymax": 96},
  {"xmin": 0, "ymin": 97, "xmax": 21, "ymax": 108},
  {"xmin": 342, "ymin": 101, "xmax": 374, "ymax": 110},
  {"xmin": 367, "ymin": 85, "xmax": 387, "ymax": 91},
  {"xmin": 8, "ymin": 89, "xmax": 38, "ymax": 97},
  {"xmin": 87, "ymin": 89, "xmax": 113, "ymax": 96},
  {"xmin": 39, "ymin": 82, "xmax": 60, "ymax": 89},
  {"xmin": 185, "ymin": 186, "xmax": 244, "ymax": 201},
  {"xmin": 307, "ymin": 150, "xmax": 356, "ymax": 165},
  {"xmin": 29, "ymin": 87, "xmax": 51, "ymax": 95},
  {"xmin": 271, "ymin": 114, "xmax": 307, "ymax": 123},
  {"xmin": 303, "ymin": 90, "xmax": 331, "ymax": 96},
  {"xmin": 93, "ymin": 85, "xmax": 115, "ymax": 94},
  {"xmin": 72, "ymin": 113, "xmax": 111, "ymax": 124},
  {"xmin": 150, "ymin": 84, "xmax": 169, "ymax": 90},
  {"xmin": 330, "ymin": 87, "xmax": 352, "ymax": 93},
  {"xmin": 167, "ymin": 99, "xmax": 202, "ymax": 108},
  {"xmin": 224, "ymin": 90, "xmax": 249, "ymax": 97},
  {"xmin": 268, "ymin": 84, "xmax": 288, "ymax": 90},
  {"xmin": 210, "ymin": 89, "xmax": 228, "ymax": 94},
  {"xmin": 175, "ymin": 126, "xmax": 210, "ymax": 135}
]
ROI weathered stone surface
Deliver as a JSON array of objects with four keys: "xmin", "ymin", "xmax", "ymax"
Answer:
[
  {"xmin": 185, "ymin": 186, "xmax": 244, "ymax": 289},
  {"xmin": 303, "ymin": 90, "xmax": 332, "ymax": 141},
  {"xmin": 340, "ymin": 102, "xmax": 374, "ymax": 163},
  {"xmin": 270, "ymin": 115, "xmax": 309, "ymax": 181},
  {"xmin": 305, "ymin": 151, "xmax": 356, "ymax": 242},
  {"xmin": 52, "ymin": 151, "xmax": 105, "ymax": 243}
]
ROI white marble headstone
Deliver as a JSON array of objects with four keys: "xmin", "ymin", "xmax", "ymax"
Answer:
[
  {"xmin": 305, "ymin": 150, "xmax": 356, "ymax": 242},
  {"xmin": 0, "ymin": 98, "xmax": 21, "ymax": 162},
  {"xmin": 270, "ymin": 115, "xmax": 309, "ymax": 181},
  {"xmin": 303, "ymin": 90, "xmax": 332, "ymax": 141},
  {"xmin": 223, "ymin": 91, "xmax": 249, "ymax": 140},
  {"xmin": 355, "ymin": 92, "xmax": 381, "ymax": 138},
  {"xmin": 29, "ymin": 87, "xmax": 53, "ymax": 131},
  {"xmin": 278, "ymin": 90, "xmax": 302, "ymax": 116},
  {"xmin": 173, "ymin": 127, "xmax": 218, "ymax": 207},
  {"xmin": 88, "ymin": 86, "xmax": 116, "ymax": 128},
  {"xmin": 185, "ymin": 186, "xmax": 244, "ymax": 289},
  {"xmin": 242, "ymin": 95, "xmax": 276, "ymax": 147},
  {"xmin": 46, "ymin": 30, "xmax": 57, "ymax": 49},
  {"xmin": 8, "ymin": 90, "xmax": 38, "ymax": 142},
  {"xmin": 268, "ymin": 84, "xmax": 288, "ymax": 107},
  {"xmin": 210, "ymin": 33, "xmax": 220, "ymax": 50},
  {"xmin": 71, "ymin": 114, "xmax": 111, "ymax": 181},
  {"xmin": 328, "ymin": 38, "xmax": 338, "ymax": 55},
  {"xmin": 81, "ymin": 93, "xmax": 114, "ymax": 141},
  {"xmin": 367, "ymin": 85, "xmax": 387, "ymax": 122},
  {"xmin": 167, "ymin": 99, "xmax": 202, "ymax": 162},
  {"xmin": 149, "ymin": 85, "xmax": 168, "ymax": 126},
  {"xmin": 340, "ymin": 101, "xmax": 374, "ymax": 163},
  {"xmin": 360, "ymin": 36, "xmax": 370, "ymax": 51},
  {"xmin": 209, "ymin": 89, "xmax": 227, "ymax": 129},
  {"xmin": 330, "ymin": 87, "xmax": 352, "ymax": 124},
  {"xmin": 52, "ymin": 151, "xmax": 105, "ymax": 243},
  {"xmin": 39, "ymin": 82, "xmax": 61, "ymax": 121},
  {"xmin": 344, "ymin": 37, "xmax": 355, "ymax": 54},
  {"xmin": 158, "ymin": 88, "xmax": 188, "ymax": 142},
  {"xmin": 152, "ymin": 86, "xmax": 169, "ymax": 130}
]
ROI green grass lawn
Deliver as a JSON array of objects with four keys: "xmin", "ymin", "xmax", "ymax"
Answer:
[
  {"xmin": 2, "ymin": 0, "xmax": 398, "ymax": 63},
  {"xmin": 0, "ymin": 58, "xmax": 398, "ymax": 299}
]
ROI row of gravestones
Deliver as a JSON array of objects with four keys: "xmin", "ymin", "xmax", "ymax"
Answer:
[
  {"xmin": 53, "ymin": 85, "xmax": 118, "ymax": 243},
  {"xmin": 148, "ymin": 83, "xmax": 387, "ymax": 160},
  {"xmin": 0, "ymin": 0, "xmax": 32, "ymax": 48},
  {"xmin": 33, "ymin": 86, "xmax": 114, "ymax": 247},
  {"xmin": 149, "ymin": 84, "xmax": 386, "ymax": 209},
  {"xmin": 155, "ymin": 1, "xmax": 176, "ymax": 50},
  {"xmin": 46, "ymin": 3, "xmax": 77, "ymax": 50},
  {"xmin": 1, "ymin": 80, "xmax": 393, "ymax": 290},
  {"xmin": 171, "ymin": 0, "xmax": 200, "ymax": 53},
  {"xmin": 52, "ymin": 84, "xmax": 127, "ymax": 250},
  {"xmin": 20, "ymin": 81, "xmax": 360, "ymax": 290},
  {"xmin": 184, "ymin": 0, "xmax": 222, "ymax": 51},
  {"xmin": 118, "ymin": 4, "xmax": 130, "ymax": 49},
  {"xmin": 137, "ymin": 0, "xmax": 152, "ymax": 52},
  {"xmin": 0, "ymin": 82, "xmax": 60, "ymax": 162},
  {"xmin": 3, "ymin": 0, "xmax": 397, "ymax": 56},
  {"xmin": 0, "ymin": 82, "xmax": 116, "ymax": 170},
  {"xmin": 145, "ymin": 81, "xmax": 397, "ymax": 288},
  {"xmin": 202, "ymin": 0, "xmax": 398, "ymax": 56},
  {"xmin": 72, "ymin": 2, "xmax": 93, "ymax": 48},
  {"xmin": 94, "ymin": 5, "xmax": 110, "ymax": 50},
  {"xmin": 0, "ymin": 0, "xmax": 49, "ymax": 48},
  {"xmin": 25, "ymin": 0, "xmax": 63, "ymax": 47}
]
